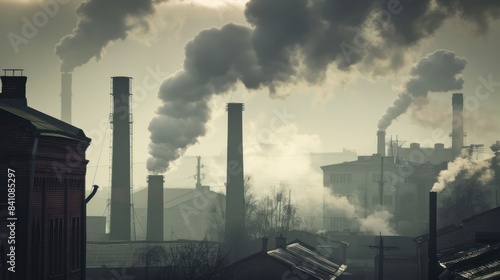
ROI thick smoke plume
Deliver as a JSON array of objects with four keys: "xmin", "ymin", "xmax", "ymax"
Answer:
[
  {"xmin": 377, "ymin": 50, "xmax": 467, "ymax": 131},
  {"xmin": 323, "ymin": 188, "xmax": 397, "ymax": 235},
  {"xmin": 358, "ymin": 209, "xmax": 397, "ymax": 236},
  {"xmin": 55, "ymin": 0, "xmax": 165, "ymax": 72},
  {"xmin": 431, "ymin": 156, "xmax": 495, "ymax": 192},
  {"xmin": 148, "ymin": 0, "xmax": 500, "ymax": 173}
]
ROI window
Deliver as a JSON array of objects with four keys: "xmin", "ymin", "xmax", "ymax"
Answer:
[
  {"xmin": 330, "ymin": 173, "xmax": 352, "ymax": 184},
  {"xmin": 49, "ymin": 217, "xmax": 63, "ymax": 276},
  {"xmin": 330, "ymin": 217, "xmax": 351, "ymax": 231},
  {"xmin": 71, "ymin": 216, "xmax": 81, "ymax": 270}
]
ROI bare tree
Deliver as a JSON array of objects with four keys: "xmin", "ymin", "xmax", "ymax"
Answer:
[
  {"xmin": 133, "ymin": 245, "xmax": 168, "ymax": 280},
  {"xmin": 438, "ymin": 178, "xmax": 494, "ymax": 227},
  {"xmin": 163, "ymin": 241, "xmax": 228, "ymax": 280},
  {"xmin": 207, "ymin": 177, "xmax": 302, "ymax": 241},
  {"xmin": 249, "ymin": 182, "xmax": 302, "ymax": 237},
  {"xmin": 132, "ymin": 242, "xmax": 228, "ymax": 280},
  {"xmin": 297, "ymin": 197, "xmax": 323, "ymax": 233}
]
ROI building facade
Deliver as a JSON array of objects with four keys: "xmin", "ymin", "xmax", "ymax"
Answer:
[
  {"xmin": 321, "ymin": 154, "xmax": 441, "ymax": 236},
  {"xmin": 0, "ymin": 72, "xmax": 91, "ymax": 279}
]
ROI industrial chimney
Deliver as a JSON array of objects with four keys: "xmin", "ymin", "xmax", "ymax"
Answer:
[
  {"xmin": 452, "ymin": 93, "xmax": 464, "ymax": 158},
  {"xmin": 377, "ymin": 131, "xmax": 386, "ymax": 157},
  {"xmin": 0, "ymin": 69, "xmax": 27, "ymax": 107},
  {"xmin": 109, "ymin": 77, "xmax": 132, "ymax": 241},
  {"xmin": 428, "ymin": 191, "xmax": 439, "ymax": 280},
  {"xmin": 225, "ymin": 103, "xmax": 246, "ymax": 247},
  {"xmin": 61, "ymin": 73, "xmax": 72, "ymax": 123},
  {"xmin": 147, "ymin": 175, "xmax": 164, "ymax": 241}
]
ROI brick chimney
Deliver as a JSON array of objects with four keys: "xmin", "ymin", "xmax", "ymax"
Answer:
[{"xmin": 0, "ymin": 69, "xmax": 27, "ymax": 107}]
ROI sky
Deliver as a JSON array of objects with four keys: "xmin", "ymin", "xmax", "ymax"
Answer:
[{"xmin": 1, "ymin": 0, "xmax": 500, "ymax": 218}]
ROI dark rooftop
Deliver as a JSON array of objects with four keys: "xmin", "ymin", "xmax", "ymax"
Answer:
[{"xmin": 0, "ymin": 103, "xmax": 90, "ymax": 142}]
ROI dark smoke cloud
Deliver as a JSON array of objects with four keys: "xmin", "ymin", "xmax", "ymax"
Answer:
[
  {"xmin": 55, "ymin": 0, "xmax": 165, "ymax": 72},
  {"xmin": 377, "ymin": 50, "xmax": 467, "ymax": 131},
  {"xmin": 147, "ymin": 24, "xmax": 260, "ymax": 173},
  {"xmin": 148, "ymin": 0, "xmax": 500, "ymax": 173}
]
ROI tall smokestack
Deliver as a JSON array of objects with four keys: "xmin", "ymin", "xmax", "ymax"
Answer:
[
  {"xmin": 225, "ymin": 103, "xmax": 246, "ymax": 248},
  {"xmin": 147, "ymin": 175, "xmax": 164, "ymax": 241},
  {"xmin": 452, "ymin": 93, "xmax": 464, "ymax": 158},
  {"xmin": 1, "ymin": 69, "xmax": 27, "ymax": 107},
  {"xmin": 377, "ymin": 131, "xmax": 386, "ymax": 157},
  {"xmin": 428, "ymin": 191, "xmax": 439, "ymax": 280},
  {"xmin": 109, "ymin": 77, "xmax": 132, "ymax": 241},
  {"xmin": 61, "ymin": 73, "xmax": 72, "ymax": 123}
]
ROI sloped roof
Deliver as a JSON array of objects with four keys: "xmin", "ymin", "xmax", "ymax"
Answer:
[
  {"xmin": 439, "ymin": 243, "xmax": 500, "ymax": 279},
  {"xmin": 414, "ymin": 224, "xmax": 463, "ymax": 243},
  {"xmin": 0, "ymin": 102, "xmax": 90, "ymax": 142},
  {"xmin": 268, "ymin": 242, "xmax": 347, "ymax": 280},
  {"xmin": 462, "ymin": 207, "xmax": 500, "ymax": 223}
]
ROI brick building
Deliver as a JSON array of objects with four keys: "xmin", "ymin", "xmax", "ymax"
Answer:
[{"xmin": 0, "ymin": 70, "xmax": 91, "ymax": 279}]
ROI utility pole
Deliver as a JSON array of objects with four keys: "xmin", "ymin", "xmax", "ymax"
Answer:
[
  {"xmin": 286, "ymin": 189, "xmax": 291, "ymax": 232},
  {"xmin": 368, "ymin": 233, "xmax": 399, "ymax": 280},
  {"xmin": 379, "ymin": 234, "xmax": 384, "ymax": 280}
]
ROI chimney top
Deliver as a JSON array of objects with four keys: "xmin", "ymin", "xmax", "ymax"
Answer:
[
  {"xmin": 226, "ymin": 102, "xmax": 244, "ymax": 111},
  {"xmin": 434, "ymin": 143, "xmax": 444, "ymax": 150},
  {"xmin": 3, "ymin": 69, "xmax": 24, "ymax": 76},
  {"xmin": 1, "ymin": 69, "xmax": 27, "ymax": 107},
  {"xmin": 262, "ymin": 237, "xmax": 268, "ymax": 252},
  {"xmin": 275, "ymin": 235, "xmax": 287, "ymax": 248},
  {"xmin": 410, "ymin": 143, "xmax": 420, "ymax": 149}
]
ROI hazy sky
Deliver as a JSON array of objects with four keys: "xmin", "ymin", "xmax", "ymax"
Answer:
[{"xmin": 1, "ymin": 0, "xmax": 500, "ymax": 216}]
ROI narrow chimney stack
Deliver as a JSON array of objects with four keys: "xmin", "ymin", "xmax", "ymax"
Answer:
[
  {"xmin": 428, "ymin": 191, "xmax": 439, "ymax": 280},
  {"xmin": 262, "ymin": 237, "xmax": 268, "ymax": 252},
  {"xmin": 452, "ymin": 93, "xmax": 464, "ymax": 158},
  {"xmin": 377, "ymin": 131, "xmax": 386, "ymax": 157},
  {"xmin": 225, "ymin": 103, "xmax": 246, "ymax": 247},
  {"xmin": 147, "ymin": 175, "xmax": 164, "ymax": 241},
  {"xmin": 0, "ymin": 69, "xmax": 27, "ymax": 107},
  {"xmin": 61, "ymin": 73, "xmax": 72, "ymax": 123},
  {"xmin": 109, "ymin": 77, "xmax": 132, "ymax": 241},
  {"xmin": 275, "ymin": 235, "xmax": 287, "ymax": 248}
]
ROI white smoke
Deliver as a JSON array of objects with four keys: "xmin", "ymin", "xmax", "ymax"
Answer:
[
  {"xmin": 323, "ymin": 190, "xmax": 358, "ymax": 218},
  {"xmin": 323, "ymin": 187, "xmax": 397, "ymax": 235},
  {"xmin": 358, "ymin": 209, "xmax": 397, "ymax": 236},
  {"xmin": 431, "ymin": 155, "xmax": 495, "ymax": 192},
  {"xmin": 378, "ymin": 49, "xmax": 467, "ymax": 131}
]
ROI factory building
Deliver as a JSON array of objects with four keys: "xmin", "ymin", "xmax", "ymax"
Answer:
[
  {"xmin": 388, "ymin": 143, "xmax": 453, "ymax": 165},
  {"xmin": 321, "ymin": 154, "xmax": 439, "ymax": 236},
  {"xmin": 132, "ymin": 186, "xmax": 225, "ymax": 241},
  {"xmin": 321, "ymin": 94, "xmax": 468, "ymax": 236},
  {"xmin": 0, "ymin": 70, "xmax": 91, "ymax": 279}
]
